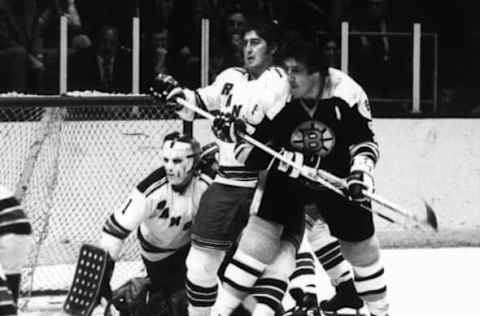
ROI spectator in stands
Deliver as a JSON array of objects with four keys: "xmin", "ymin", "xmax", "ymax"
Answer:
[
  {"xmin": 321, "ymin": 35, "xmax": 341, "ymax": 68},
  {"xmin": 210, "ymin": 9, "xmax": 246, "ymax": 79},
  {"xmin": 0, "ymin": 0, "xmax": 43, "ymax": 93},
  {"xmin": 142, "ymin": 26, "xmax": 169, "ymax": 83},
  {"xmin": 347, "ymin": 0, "xmax": 392, "ymax": 98},
  {"xmin": 37, "ymin": 0, "xmax": 91, "ymax": 94},
  {"xmin": 167, "ymin": 0, "xmax": 202, "ymax": 88},
  {"xmin": 69, "ymin": 25, "xmax": 131, "ymax": 93},
  {"xmin": 37, "ymin": 0, "xmax": 86, "ymax": 50}
]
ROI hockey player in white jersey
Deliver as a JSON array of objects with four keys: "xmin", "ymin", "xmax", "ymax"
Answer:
[
  {"xmin": 96, "ymin": 132, "xmax": 213, "ymax": 315},
  {"xmin": 150, "ymin": 18, "xmax": 291, "ymax": 316},
  {"xmin": 0, "ymin": 185, "xmax": 33, "ymax": 316}
]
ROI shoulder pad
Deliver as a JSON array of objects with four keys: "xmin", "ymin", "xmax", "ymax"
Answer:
[
  {"xmin": 136, "ymin": 167, "xmax": 167, "ymax": 194},
  {"xmin": 216, "ymin": 67, "xmax": 248, "ymax": 82},
  {"xmin": 267, "ymin": 66, "xmax": 288, "ymax": 79},
  {"xmin": 326, "ymin": 68, "xmax": 372, "ymax": 120},
  {"xmin": 0, "ymin": 185, "xmax": 14, "ymax": 200}
]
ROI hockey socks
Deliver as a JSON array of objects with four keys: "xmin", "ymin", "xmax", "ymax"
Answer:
[
  {"xmin": 185, "ymin": 277, "xmax": 218, "ymax": 316},
  {"xmin": 0, "ymin": 276, "xmax": 16, "ymax": 316},
  {"xmin": 290, "ymin": 251, "xmax": 316, "ymax": 290},
  {"xmin": 352, "ymin": 260, "xmax": 389, "ymax": 316},
  {"xmin": 185, "ymin": 247, "xmax": 226, "ymax": 316},
  {"xmin": 315, "ymin": 240, "xmax": 353, "ymax": 286},
  {"xmin": 5, "ymin": 274, "xmax": 20, "ymax": 303},
  {"xmin": 213, "ymin": 250, "xmax": 266, "ymax": 316}
]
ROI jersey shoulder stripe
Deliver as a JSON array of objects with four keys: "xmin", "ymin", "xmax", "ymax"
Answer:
[
  {"xmin": 268, "ymin": 66, "xmax": 286, "ymax": 78},
  {"xmin": 137, "ymin": 167, "xmax": 167, "ymax": 194},
  {"xmin": 0, "ymin": 197, "xmax": 19, "ymax": 213}
]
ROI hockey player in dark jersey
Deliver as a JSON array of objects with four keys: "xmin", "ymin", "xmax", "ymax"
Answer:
[
  {"xmin": 0, "ymin": 185, "xmax": 33, "ymax": 316},
  {"xmin": 213, "ymin": 41, "xmax": 389, "ymax": 316}
]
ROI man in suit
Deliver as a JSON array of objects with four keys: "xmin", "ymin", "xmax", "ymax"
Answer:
[
  {"xmin": 0, "ymin": 0, "xmax": 43, "ymax": 93},
  {"xmin": 70, "ymin": 25, "xmax": 131, "ymax": 93}
]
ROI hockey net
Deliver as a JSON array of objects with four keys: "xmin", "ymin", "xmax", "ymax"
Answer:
[{"xmin": 0, "ymin": 93, "xmax": 186, "ymax": 302}]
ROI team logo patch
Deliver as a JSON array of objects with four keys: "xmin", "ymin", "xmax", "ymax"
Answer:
[{"xmin": 290, "ymin": 121, "xmax": 336, "ymax": 157}]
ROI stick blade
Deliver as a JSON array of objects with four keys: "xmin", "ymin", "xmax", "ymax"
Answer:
[{"xmin": 424, "ymin": 201, "xmax": 439, "ymax": 231}]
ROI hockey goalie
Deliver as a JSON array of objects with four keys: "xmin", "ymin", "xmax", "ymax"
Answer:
[{"xmin": 63, "ymin": 132, "xmax": 218, "ymax": 316}]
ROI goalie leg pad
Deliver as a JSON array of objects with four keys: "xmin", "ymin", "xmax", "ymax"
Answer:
[{"xmin": 63, "ymin": 244, "xmax": 113, "ymax": 316}]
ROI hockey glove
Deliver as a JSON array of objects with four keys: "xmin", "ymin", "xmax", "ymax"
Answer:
[
  {"xmin": 212, "ymin": 112, "xmax": 247, "ymax": 143},
  {"xmin": 198, "ymin": 142, "xmax": 219, "ymax": 178},
  {"xmin": 150, "ymin": 74, "xmax": 185, "ymax": 108},
  {"xmin": 277, "ymin": 149, "xmax": 304, "ymax": 178},
  {"xmin": 346, "ymin": 155, "xmax": 375, "ymax": 202}
]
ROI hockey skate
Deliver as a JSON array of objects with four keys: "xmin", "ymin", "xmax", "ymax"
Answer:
[
  {"xmin": 283, "ymin": 287, "xmax": 321, "ymax": 316},
  {"xmin": 320, "ymin": 280, "xmax": 365, "ymax": 316}
]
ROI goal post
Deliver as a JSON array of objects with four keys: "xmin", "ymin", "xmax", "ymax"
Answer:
[{"xmin": 0, "ymin": 94, "xmax": 185, "ymax": 299}]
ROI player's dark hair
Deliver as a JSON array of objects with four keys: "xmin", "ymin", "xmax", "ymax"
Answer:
[
  {"xmin": 283, "ymin": 41, "xmax": 328, "ymax": 76},
  {"xmin": 241, "ymin": 17, "xmax": 281, "ymax": 53}
]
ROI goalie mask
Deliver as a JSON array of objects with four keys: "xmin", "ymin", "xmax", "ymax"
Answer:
[{"xmin": 162, "ymin": 132, "xmax": 201, "ymax": 190}]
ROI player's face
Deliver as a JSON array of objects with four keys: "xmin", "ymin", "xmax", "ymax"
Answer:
[
  {"xmin": 283, "ymin": 58, "xmax": 316, "ymax": 98},
  {"xmin": 162, "ymin": 141, "xmax": 195, "ymax": 188},
  {"xmin": 243, "ymin": 30, "xmax": 273, "ymax": 76}
]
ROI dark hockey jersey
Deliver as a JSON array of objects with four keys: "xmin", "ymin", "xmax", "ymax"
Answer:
[{"xmin": 241, "ymin": 69, "xmax": 379, "ymax": 178}]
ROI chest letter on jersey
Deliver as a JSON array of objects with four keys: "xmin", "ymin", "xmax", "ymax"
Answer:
[
  {"xmin": 221, "ymin": 83, "xmax": 234, "ymax": 95},
  {"xmin": 169, "ymin": 216, "xmax": 181, "ymax": 227}
]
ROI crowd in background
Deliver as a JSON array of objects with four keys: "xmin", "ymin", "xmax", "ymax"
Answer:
[{"xmin": 0, "ymin": 0, "xmax": 479, "ymax": 116}]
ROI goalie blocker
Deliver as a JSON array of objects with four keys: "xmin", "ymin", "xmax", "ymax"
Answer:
[{"xmin": 63, "ymin": 244, "xmax": 114, "ymax": 316}]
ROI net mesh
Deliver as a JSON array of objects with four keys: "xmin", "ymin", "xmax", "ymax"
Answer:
[{"xmin": 0, "ymin": 95, "xmax": 183, "ymax": 300}]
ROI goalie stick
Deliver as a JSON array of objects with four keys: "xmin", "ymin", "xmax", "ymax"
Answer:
[{"xmin": 173, "ymin": 97, "xmax": 438, "ymax": 231}]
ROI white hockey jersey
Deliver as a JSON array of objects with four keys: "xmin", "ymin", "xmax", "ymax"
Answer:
[
  {"xmin": 183, "ymin": 67, "xmax": 290, "ymax": 187},
  {"xmin": 101, "ymin": 167, "xmax": 211, "ymax": 262},
  {"xmin": 321, "ymin": 68, "xmax": 372, "ymax": 120}
]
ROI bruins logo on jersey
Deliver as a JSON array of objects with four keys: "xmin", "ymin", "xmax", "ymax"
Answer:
[{"xmin": 290, "ymin": 121, "xmax": 335, "ymax": 157}]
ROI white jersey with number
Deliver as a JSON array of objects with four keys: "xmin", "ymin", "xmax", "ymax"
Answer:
[
  {"xmin": 101, "ymin": 167, "xmax": 211, "ymax": 261},
  {"xmin": 196, "ymin": 66, "xmax": 290, "ymax": 187}
]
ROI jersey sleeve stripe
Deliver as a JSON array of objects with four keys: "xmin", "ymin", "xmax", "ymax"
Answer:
[
  {"xmin": 0, "ymin": 197, "xmax": 19, "ymax": 212},
  {"xmin": 0, "ymin": 208, "xmax": 30, "ymax": 224},
  {"xmin": 103, "ymin": 214, "xmax": 131, "ymax": 240},
  {"xmin": 0, "ymin": 222, "xmax": 32, "ymax": 235},
  {"xmin": 194, "ymin": 91, "xmax": 209, "ymax": 113},
  {"xmin": 349, "ymin": 141, "xmax": 380, "ymax": 164},
  {"xmin": 217, "ymin": 167, "xmax": 259, "ymax": 182}
]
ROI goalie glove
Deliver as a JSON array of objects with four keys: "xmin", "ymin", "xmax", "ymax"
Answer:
[
  {"xmin": 346, "ymin": 155, "xmax": 375, "ymax": 202},
  {"xmin": 211, "ymin": 112, "xmax": 248, "ymax": 143}
]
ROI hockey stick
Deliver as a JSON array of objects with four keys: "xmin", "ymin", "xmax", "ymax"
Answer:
[{"xmin": 174, "ymin": 98, "xmax": 438, "ymax": 231}]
